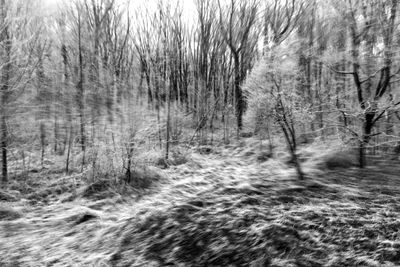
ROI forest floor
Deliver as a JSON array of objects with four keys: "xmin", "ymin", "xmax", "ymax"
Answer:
[{"xmin": 1, "ymin": 138, "xmax": 400, "ymax": 267}]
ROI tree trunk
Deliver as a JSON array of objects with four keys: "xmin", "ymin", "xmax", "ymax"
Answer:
[
  {"xmin": 234, "ymin": 55, "xmax": 244, "ymax": 133},
  {"xmin": 358, "ymin": 140, "xmax": 365, "ymax": 169},
  {"xmin": 40, "ymin": 123, "xmax": 46, "ymax": 168},
  {"xmin": 65, "ymin": 127, "xmax": 73, "ymax": 174},
  {"xmin": 0, "ymin": 0, "xmax": 10, "ymax": 183},
  {"xmin": 53, "ymin": 107, "xmax": 59, "ymax": 153},
  {"xmin": 280, "ymin": 122, "xmax": 304, "ymax": 180},
  {"xmin": 1, "ymin": 114, "xmax": 7, "ymax": 183},
  {"xmin": 77, "ymin": 9, "xmax": 86, "ymax": 167},
  {"xmin": 359, "ymin": 112, "xmax": 374, "ymax": 168},
  {"xmin": 165, "ymin": 86, "xmax": 171, "ymax": 160},
  {"xmin": 292, "ymin": 152, "xmax": 305, "ymax": 180}
]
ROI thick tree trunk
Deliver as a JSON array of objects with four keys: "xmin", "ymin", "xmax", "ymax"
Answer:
[
  {"xmin": 358, "ymin": 140, "xmax": 365, "ymax": 169},
  {"xmin": 359, "ymin": 112, "xmax": 374, "ymax": 168}
]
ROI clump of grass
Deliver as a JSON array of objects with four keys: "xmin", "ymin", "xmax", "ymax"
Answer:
[
  {"xmin": 0, "ymin": 190, "xmax": 18, "ymax": 202},
  {"xmin": 240, "ymin": 131, "xmax": 253, "ymax": 138},
  {"xmin": 320, "ymin": 150, "xmax": 358, "ymax": 170},
  {"xmin": 257, "ymin": 151, "xmax": 273, "ymax": 162},
  {"xmin": 126, "ymin": 166, "xmax": 161, "ymax": 189},
  {"xmin": 0, "ymin": 206, "xmax": 21, "ymax": 221},
  {"xmin": 83, "ymin": 165, "xmax": 162, "ymax": 200},
  {"xmin": 27, "ymin": 183, "xmax": 75, "ymax": 204},
  {"xmin": 82, "ymin": 179, "xmax": 116, "ymax": 200},
  {"xmin": 169, "ymin": 150, "xmax": 190, "ymax": 166},
  {"xmin": 197, "ymin": 145, "xmax": 213, "ymax": 155},
  {"xmin": 65, "ymin": 209, "xmax": 99, "ymax": 225},
  {"xmin": 300, "ymin": 142, "xmax": 359, "ymax": 171},
  {"xmin": 155, "ymin": 157, "xmax": 169, "ymax": 169},
  {"xmin": 155, "ymin": 149, "xmax": 190, "ymax": 168},
  {"xmin": 111, "ymin": 206, "xmax": 277, "ymax": 266}
]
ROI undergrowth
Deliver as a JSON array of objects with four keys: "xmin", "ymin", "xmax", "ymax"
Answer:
[
  {"xmin": 0, "ymin": 138, "xmax": 399, "ymax": 266},
  {"xmin": 106, "ymin": 141, "xmax": 400, "ymax": 267}
]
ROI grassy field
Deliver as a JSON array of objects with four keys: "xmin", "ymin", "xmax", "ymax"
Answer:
[{"xmin": 1, "ymin": 138, "xmax": 400, "ymax": 266}]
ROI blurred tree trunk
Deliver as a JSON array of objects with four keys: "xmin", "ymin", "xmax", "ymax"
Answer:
[
  {"xmin": 275, "ymin": 87, "xmax": 304, "ymax": 180},
  {"xmin": 165, "ymin": 75, "xmax": 171, "ymax": 160},
  {"xmin": 63, "ymin": 47, "xmax": 72, "ymax": 153},
  {"xmin": 75, "ymin": 4, "xmax": 86, "ymax": 165},
  {"xmin": 334, "ymin": 20, "xmax": 348, "ymax": 128},
  {"xmin": 36, "ymin": 45, "xmax": 47, "ymax": 167},
  {"xmin": 0, "ymin": 0, "xmax": 10, "ymax": 183},
  {"xmin": 85, "ymin": 0, "xmax": 114, "ymax": 141}
]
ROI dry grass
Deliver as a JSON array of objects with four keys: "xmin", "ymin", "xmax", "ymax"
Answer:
[
  {"xmin": 110, "ymin": 163, "xmax": 400, "ymax": 266},
  {"xmin": 0, "ymin": 138, "xmax": 400, "ymax": 266}
]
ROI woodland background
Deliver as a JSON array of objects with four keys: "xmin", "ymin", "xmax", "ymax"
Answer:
[
  {"xmin": 1, "ymin": 0, "xmax": 400, "ymax": 182},
  {"xmin": 1, "ymin": 1, "xmax": 400, "ymax": 266}
]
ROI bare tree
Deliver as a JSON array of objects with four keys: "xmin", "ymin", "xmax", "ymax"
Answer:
[
  {"xmin": 35, "ymin": 39, "xmax": 51, "ymax": 167},
  {"xmin": 264, "ymin": 0, "xmax": 306, "ymax": 48},
  {"xmin": 0, "ymin": 0, "xmax": 10, "ymax": 183},
  {"xmin": 333, "ymin": 0, "xmax": 399, "ymax": 167},
  {"xmin": 68, "ymin": 1, "xmax": 87, "ymax": 165},
  {"xmin": 85, "ymin": 0, "xmax": 115, "ymax": 136},
  {"xmin": 218, "ymin": 0, "xmax": 259, "ymax": 134},
  {"xmin": 245, "ymin": 54, "xmax": 306, "ymax": 180},
  {"xmin": 0, "ymin": 0, "xmax": 42, "ymax": 183}
]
